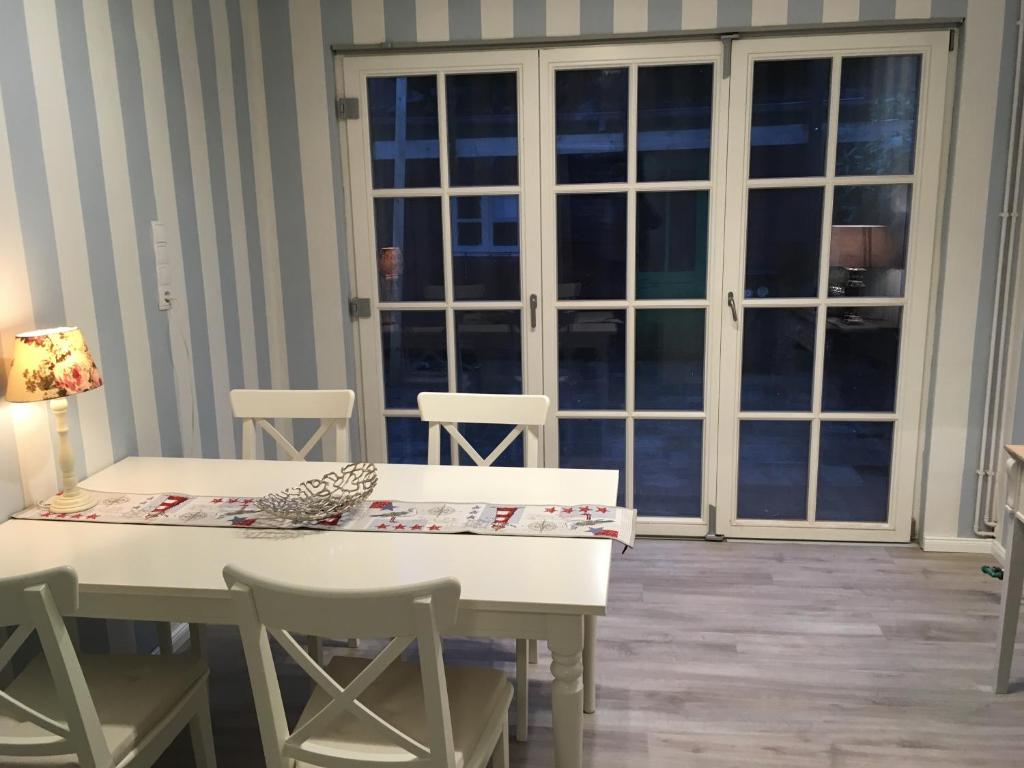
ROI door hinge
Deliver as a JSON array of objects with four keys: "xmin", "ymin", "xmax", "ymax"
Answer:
[
  {"xmin": 721, "ymin": 34, "xmax": 740, "ymax": 79},
  {"xmin": 349, "ymin": 297, "xmax": 371, "ymax": 319},
  {"xmin": 949, "ymin": 29, "xmax": 957, "ymax": 52},
  {"xmin": 336, "ymin": 97, "xmax": 359, "ymax": 120}
]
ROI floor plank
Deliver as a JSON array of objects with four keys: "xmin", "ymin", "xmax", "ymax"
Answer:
[{"xmin": 153, "ymin": 540, "xmax": 1024, "ymax": 767}]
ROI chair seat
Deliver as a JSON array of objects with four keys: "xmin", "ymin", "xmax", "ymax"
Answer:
[
  {"xmin": 0, "ymin": 653, "xmax": 207, "ymax": 767},
  {"xmin": 295, "ymin": 655, "xmax": 513, "ymax": 768}
]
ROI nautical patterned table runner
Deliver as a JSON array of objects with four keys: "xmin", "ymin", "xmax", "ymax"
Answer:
[{"xmin": 16, "ymin": 491, "xmax": 636, "ymax": 547}]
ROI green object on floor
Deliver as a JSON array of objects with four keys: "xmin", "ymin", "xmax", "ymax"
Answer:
[{"xmin": 982, "ymin": 565, "xmax": 1004, "ymax": 580}]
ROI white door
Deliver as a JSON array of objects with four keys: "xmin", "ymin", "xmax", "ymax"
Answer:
[
  {"xmin": 339, "ymin": 30, "xmax": 952, "ymax": 542},
  {"xmin": 341, "ymin": 51, "xmax": 543, "ymax": 465},
  {"xmin": 538, "ymin": 42, "xmax": 728, "ymax": 536},
  {"xmin": 715, "ymin": 31, "xmax": 951, "ymax": 541}
]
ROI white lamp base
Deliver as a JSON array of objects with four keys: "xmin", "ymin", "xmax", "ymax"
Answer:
[
  {"xmin": 47, "ymin": 487, "xmax": 96, "ymax": 513},
  {"xmin": 47, "ymin": 397, "xmax": 96, "ymax": 513}
]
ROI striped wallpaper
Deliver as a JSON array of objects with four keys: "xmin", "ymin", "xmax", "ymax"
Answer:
[{"xmin": 0, "ymin": 0, "xmax": 1011, "ymax": 546}]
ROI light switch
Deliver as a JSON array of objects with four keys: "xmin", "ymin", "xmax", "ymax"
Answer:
[{"xmin": 152, "ymin": 220, "xmax": 172, "ymax": 311}]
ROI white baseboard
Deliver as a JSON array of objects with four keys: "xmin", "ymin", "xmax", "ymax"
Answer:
[
  {"xmin": 921, "ymin": 535, "xmax": 995, "ymax": 554},
  {"xmin": 993, "ymin": 539, "xmax": 1007, "ymax": 564}
]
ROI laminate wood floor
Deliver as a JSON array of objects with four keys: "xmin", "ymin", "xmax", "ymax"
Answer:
[{"xmin": 154, "ymin": 540, "xmax": 1024, "ymax": 767}]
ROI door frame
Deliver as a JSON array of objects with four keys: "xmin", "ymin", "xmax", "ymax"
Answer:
[
  {"xmin": 339, "ymin": 49, "xmax": 542, "ymax": 462},
  {"xmin": 714, "ymin": 30, "xmax": 952, "ymax": 542}
]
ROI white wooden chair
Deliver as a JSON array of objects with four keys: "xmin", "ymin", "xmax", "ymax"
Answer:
[
  {"xmin": 0, "ymin": 567, "xmax": 216, "ymax": 768},
  {"xmin": 417, "ymin": 392, "xmax": 548, "ymax": 468},
  {"xmin": 230, "ymin": 387, "xmax": 358, "ymax": 660},
  {"xmin": 230, "ymin": 388, "xmax": 356, "ymax": 462},
  {"xmin": 417, "ymin": 392, "xmax": 548, "ymax": 742},
  {"xmin": 224, "ymin": 566, "xmax": 512, "ymax": 768}
]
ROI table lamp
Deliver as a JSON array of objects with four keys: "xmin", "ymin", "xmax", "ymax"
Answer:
[
  {"xmin": 830, "ymin": 224, "xmax": 896, "ymax": 295},
  {"xmin": 5, "ymin": 326, "xmax": 103, "ymax": 512}
]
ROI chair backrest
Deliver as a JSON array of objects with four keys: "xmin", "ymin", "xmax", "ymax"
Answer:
[
  {"xmin": 0, "ymin": 568, "xmax": 112, "ymax": 768},
  {"xmin": 230, "ymin": 389, "xmax": 355, "ymax": 462},
  {"xmin": 417, "ymin": 392, "xmax": 549, "ymax": 468},
  {"xmin": 224, "ymin": 565, "xmax": 461, "ymax": 768}
]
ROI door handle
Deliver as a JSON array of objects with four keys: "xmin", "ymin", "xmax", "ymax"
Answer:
[
  {"xmin": 727, "ymin": 291, "xmax": 739, "ymax": 323},
  {"xmin": 530, "ymin": 294, "xmax": 538, "ymax": 330}
]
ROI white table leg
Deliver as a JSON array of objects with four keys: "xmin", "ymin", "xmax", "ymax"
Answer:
[
  {"xmin": 583, "ymin": 615, "xmax": 596, "ymax": 714},
  {"xmin": 189, "ymin": 623, "xmax": 209, "ymax": 660},
  {"xmin": 547, "ymin": 614, "xmax": 584, "ymax": 768},
  {"xmin": 106, "ymin": 620, "xmax": 137, "ymax": 653},
  {"xmin": 995, "ymin": 512, "xmax": 1024, "ymax": 693},
  {"xmin": 157, "ymin": 622, "xmax": 174, "ymax": 654}
]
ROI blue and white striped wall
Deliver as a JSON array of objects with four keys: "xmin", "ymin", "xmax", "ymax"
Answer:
[
  {"xmin": 0, "ymin": 0, "xmax": 350, "ymax": 518},
  {"xmin": 0, "ymin": 0, "xmax": 1012, "ymax": 548}
]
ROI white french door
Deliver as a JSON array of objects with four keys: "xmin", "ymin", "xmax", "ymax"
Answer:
[
  {"xmin": 715, "ymin": 31, "xmax": 950, "ymax": 541},
  {"xmin": 338, "ymin": 30, "xmax": 951, "ymax": 542},
  {"xmin": 341, "ymin": 51, "xmax": 543, "ymax": 465},
  {"xmin": 537, "ymin": 42, "xmax": 728, "ymax": 537}
]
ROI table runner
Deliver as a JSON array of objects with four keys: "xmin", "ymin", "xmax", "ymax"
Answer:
[{"xmin": 16, "ymin": 491, "xmax": 635, "ymax": 547}]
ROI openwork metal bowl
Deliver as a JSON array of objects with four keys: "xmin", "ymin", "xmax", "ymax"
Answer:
[{"xmin": 253, "ymin": 463, "xmax": 378, "ymax": 524}]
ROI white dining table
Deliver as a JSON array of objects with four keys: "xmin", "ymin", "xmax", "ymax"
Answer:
[{"xmin": 0, "ymin": 457, "xmax": 618, "ymax": 768}]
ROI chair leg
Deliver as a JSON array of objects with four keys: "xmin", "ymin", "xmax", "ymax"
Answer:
[
  {"xmin": 491, "ymin": 718, "xmax": 509, "ymax": 768},
  {"xmin": 309, "ymin": 636, "xmax": 324, "ymax": 665},
  {"xmin": 157, "ymin": 622, "xmax": 174, "ymax": 654},
  {"xmin": 528, "ymin": 638, "xmax": 538, "ymax": 664},
  {"xmin": 65, "ymin": 619, "xmax": 81, "ymax": 653},
  {"xmin": 189, "ymin": 687, "xmax": 218, "ymax": 768},
  {"xmin": 514, "ymin": 639, "xmax": 528, "ymax": 742}
]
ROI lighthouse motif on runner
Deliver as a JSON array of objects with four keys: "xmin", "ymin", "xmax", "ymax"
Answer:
[{"xmin": 473, "ymin": 504, "xmax": 526, "ymax": 530}]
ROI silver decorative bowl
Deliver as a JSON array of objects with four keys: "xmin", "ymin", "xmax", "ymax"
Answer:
[{"xmin": 252, "ymin": 463, "xmax": 378, "ymax": 524}]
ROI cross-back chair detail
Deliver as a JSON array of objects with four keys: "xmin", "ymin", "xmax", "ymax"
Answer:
[
  {"xmin": 230, "ymin": 389, "xmax": 355, "ymax": 462},
  {"xmin": 0, "ymin": 568, "xmax": 108, "ymax": 767},
  {"xmin": 0, "ymin": 568, "xmax": 216, "ymax": 768},
  {"xmin": 417, "ymin": 393, "xmax": 550, "ymax": 467},
  {"xmin": 226, "ymin": 566, "xmax": 510, "ymax": 768}
]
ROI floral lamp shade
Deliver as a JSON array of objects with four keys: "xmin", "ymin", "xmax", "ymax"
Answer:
[{"xmin": 6, "ymin": 326, "xmax": 103, "ymax": 403}]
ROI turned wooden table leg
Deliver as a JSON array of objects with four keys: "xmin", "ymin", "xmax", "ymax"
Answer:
[{"xmin": 547, "ymin": 614, "xmax": 584, "ymax": 768}]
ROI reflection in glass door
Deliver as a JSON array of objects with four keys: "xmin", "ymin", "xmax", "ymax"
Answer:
[
  {"xmin": 343, "ymin": 51, "xmax": 542, "ymax": 465},
  {"xmin": 540, "ymin": 43, "xmax": 727, "ymax": 534},
  {"xmin": 717, "ymin": 32, "xmax": 951, "ymax": 541}
]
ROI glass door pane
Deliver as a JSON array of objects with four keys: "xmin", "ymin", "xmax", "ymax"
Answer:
[
  {"xmin": 344, "ymin": 50, "xmax": 541, "ymax": 465},
  {"xmin": 718, "ymin": 31, "xmax": 950, "ymax": 541},
  {"xmin": 542, "ymin": 42, "xmax": 725, "ymax": 528}
]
